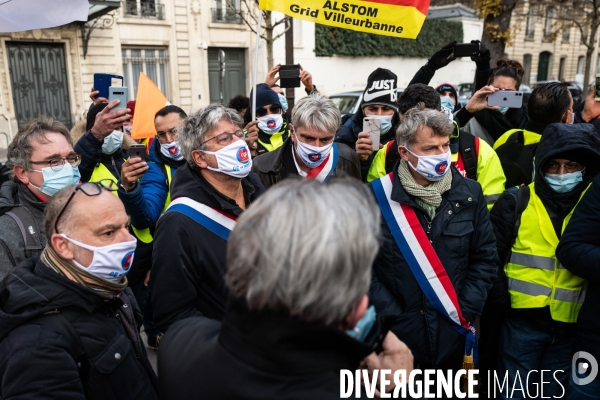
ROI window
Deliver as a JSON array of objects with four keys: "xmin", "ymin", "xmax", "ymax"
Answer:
[
  {"xmin": 562, "ymin": 25, "xmax": 570, "ymax": 42},
  {"xmin": 525, "ymin": 5, "xmax": 535, "ymax": 39},
  {"xmin": 523, "ymin": 54, "xmax": 532, "ymax": 85},
  {"xmin": 212, "ymin": 0, "xmax": 242, "ymax": 24},
  {"xmin": 124, "ymin": 0, "xmax": 164, "ymax": 20},
  {"xmin": 559, "ymin": 57, "xmax": 566, "ymax": 80},
  {"xmin": 577, "ymin": 56, "xmax": 585, "ymax": 75},
  {"xmin": 122, "ymin": 48, "xmax": 169, "ymax": 100},
  {"xmin": 544, "ymin": 7, "xmax": 554, "ymax": 39}
]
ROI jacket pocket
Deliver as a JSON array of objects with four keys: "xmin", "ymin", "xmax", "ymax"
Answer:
[{"xmin": 440, "ymin": 220, "xmax": 474, "ymax": 259}]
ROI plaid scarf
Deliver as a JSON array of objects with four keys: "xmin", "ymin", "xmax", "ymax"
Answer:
[
  {"xmin": 398, "ymin": 160, "xmax": 452, "ymax": 220},
  {"xmin": 41, "ymin": 245, "xmax": 127, "ymax": 297}
]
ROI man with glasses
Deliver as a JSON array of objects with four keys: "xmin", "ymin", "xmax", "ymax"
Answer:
[
  {"xmin": 489, "ymin": 123, "xmax": 600, "ymax": 397},
  {"xmin": 150, "ymin": 104, "xmax": 265, "ymax": 332},
  {"xmin": 0, "ymin": 117, "xmax": 81, "ymax": 280},
  {"xmin": 117, "ymin": 105, "xmax": 187, "ymax": 350},
  {"xmin": 0, "ymin": 180, "xmax": 159, "ymax": 399}
]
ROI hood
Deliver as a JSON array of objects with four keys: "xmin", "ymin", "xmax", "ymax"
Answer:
[
  {"xmin": 535, "ymin": 123, "xmax": 600, "ymax": 207},
  {"xmin": 0, "ymin": 258, "xmax": 101, "ymax": 341}
]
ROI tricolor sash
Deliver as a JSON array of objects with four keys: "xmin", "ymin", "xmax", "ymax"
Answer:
[
  {"xmin": 165, "ymin": 197, "xmax": 236, "ymax": 241},
  {"xmin": 306, "ymin": 143, "xmax": 338, "ymax": 183},
  {"xmin": 371, "ymin": 173, "xmax": 477, "ymax": 362}
]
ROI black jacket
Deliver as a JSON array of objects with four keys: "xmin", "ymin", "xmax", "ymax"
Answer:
[
  {"xmin": 369, "ymin": 165, "xmax": 498, "ymax": 368},
  {"xmin": 251, "ymin": 138, "xmax": 361, "ymax": 187},
  {"xmin": 0, "ymin": 258, "xmax": 158, "ymax": 399},
  {"xmin": 556, "ymin": 173, "xmax": 600, "ymax": 369},
  {"xmin": 158, "ymin": 297, "xmax": 385, "ymax": 400},
  {"xmin": 74, "ymin": 131, "xmax": 125, "ymax": 182},
  {"xmin": 150, "ymin": 163, "xmax": 265, "ymax": 332}
]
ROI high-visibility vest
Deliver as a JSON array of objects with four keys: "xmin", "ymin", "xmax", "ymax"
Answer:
[
  {"xmin": 505, "ymin": 184, "xmax": 588, "ymax": 323},
  {"xmin": 131, "ymin": 164, "xmax": 173, "ymax": 244},
  {"xmin": 89, "ymin": 162, "xmax": 119, "ymax": 197},
  {"xmin": 493, "ymin": 128, "xmax": 541, "ymax": 150}
]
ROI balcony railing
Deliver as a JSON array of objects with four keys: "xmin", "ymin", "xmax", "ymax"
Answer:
[
  {"xmin": 124, "ymin": 1, "xmax": 165, "ymax": 20},
  {"xmin": 211, "ymin": 7, "xmax": 243, "ymax": 24}
]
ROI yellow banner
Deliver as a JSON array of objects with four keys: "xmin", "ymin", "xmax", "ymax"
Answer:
[{"xmin": 258, "ymin": 0, "xmax": 428, "ymax": 39}]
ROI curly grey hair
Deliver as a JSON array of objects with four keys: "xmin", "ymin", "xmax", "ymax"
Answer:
[{"xmin": 396, "ymin": 104, "xmax": 453, "ymax": 149}]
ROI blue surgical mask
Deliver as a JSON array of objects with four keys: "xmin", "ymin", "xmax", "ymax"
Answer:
[
  {"xmin": 277, "ymin": 94, "xmax": 288, "ymax": 112},
  {"xmin": 365, "ymin": 114, "xmax": 393, "ymax": 135},
  {"xmin": 498, "ymin": 106, "xmax": 509, "ymax": 115},
  {"xmin": 440, "ymin": 95, "xmax": 455, "ymax": 112},
  {"xmin": 29, "ymin": 165, "xmax": 81, "ymax": 196},
  {"xmin": 544, "ymin": 170, "xmax": 584, "ymax": 193},
  {"xmin": 102, "ymin": 130, "xmax": 123, "ymax": 155}
]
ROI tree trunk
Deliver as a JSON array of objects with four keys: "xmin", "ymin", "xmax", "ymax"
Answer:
[
  {"xmin": 480, "ymin": 0, "xmax": 519, "ymax": 66},
  {"xmin": 583, "ymin": 23, "xmax": 599, "ymax": 97},
  {"xmin": 264, "ymin": 11, "xmax": 274, "ymax": 70}
]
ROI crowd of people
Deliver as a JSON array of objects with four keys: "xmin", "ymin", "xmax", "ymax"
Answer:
[{"xmin": 1, "ymin": 40, "xmax": 600, "ymax": 399}]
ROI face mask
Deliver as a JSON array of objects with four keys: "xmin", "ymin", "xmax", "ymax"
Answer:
[
  {"xmin": 29, "ymin": 165, "xmax": 81, "ymax": 196},
  {"xmin": 277, "ymin": 94, "xmax": 288, "ymax": 112},
  {"xmin": 257, "ymin": 114, "xmax": 283, "ymax": 135},
  {"xmin": 497, "ymin": 106, "xmax": 509, "ymax": 115},
  {"xmin": 544, "ymin": 170, "xmax": 584, "ymax": 193},
  {"xmin": 102, "ymin": 130, "xmax": 123, "ymax": 155},
  {"xmin": 61, "ymin": 234, "xmax": 137, "ymax": 282},
  {"xmin": 406, "ymin": 148, "xmax": 452, "ymax": 181},
  {"xmin": 294, "ymin": 133, "xmax": 333, "ymax": 168},
  {"xmin": 440, "ymin": 95, "xmax": 455, "ymax": 112},
  {"xmin": 365, "ymin": 114, "xmax": 393, "ymax": 135},
  {"xmin": 123, "ymin": 125, "xmax": 132, "ymax": 135},
  {"xmin": 201, "ymin": 140, "xmax": 252, "ymax": 178},
  {"xmin": 160, "ymin": 140, "xmax": 184, "ymax": 161}
]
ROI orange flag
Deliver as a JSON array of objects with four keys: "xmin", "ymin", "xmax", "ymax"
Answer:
[{"xmin": 131, "ymin": 72, "xmax": 169, "ymax": 139}]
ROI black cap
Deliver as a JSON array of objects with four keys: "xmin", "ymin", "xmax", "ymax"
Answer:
[
  {"xmin": 361, "ymin": 68, "xmax": 398, "ymax": 112},
  {"xmin": 435, "ymin": 83, "xmax": 458, "ymax": 101}
]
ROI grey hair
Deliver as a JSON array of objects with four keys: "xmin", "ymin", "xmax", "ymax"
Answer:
[
  {"xmin": 178, "ymin": 104, "xmax": 243, "ymax": 166},
  {"xmin": 7, "ymin": 116, "xmax": 73, "ymax": 171},
  {"xmin": 291, "ymin": 93, "xmax": 341, "ymax": 135},
  {"xmin": 226, "ymin": 178, "xmax": 381, "ymax": 326},
  {"xmin": 396, "ymin": 104, "xmax": 453, "ymax": 149}
]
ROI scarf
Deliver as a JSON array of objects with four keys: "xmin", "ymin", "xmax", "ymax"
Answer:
[
  {"xmin": 398, "ymin": 160, "xmax": 452, "ymax": 220},
  {"xmin": 41, "ymin": 245, "xmax": 127, "ymax": 297},
  {"xmin": 474, "ymin": 107, "xmax": 529, "ymax": 142}
]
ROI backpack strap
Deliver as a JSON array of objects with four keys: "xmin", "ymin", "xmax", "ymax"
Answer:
[
  {"xmin": 459, "ymin": 131, "xmax": 478, "ymax": 180},
  {"xmin": 5, "ymin": 206, "xmax": 43, "ymax": 258},
  {"xmin": 504, "ymin": 185, "xmax": 531, "ymax": 265}
]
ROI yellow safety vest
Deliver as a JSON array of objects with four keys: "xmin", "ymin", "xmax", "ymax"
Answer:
[
  {"xmin": 493, "ymin": 128, "xmax": 541, "ymax": 150},
  {"xmin": 131, "ymin": 164, "xmax": 173, "ymax": 244},
  {"xmin": 257, "ymin": 121, "xmax": 288, "ymax": 153},
  {"xmin": 89, "ymin": 163, "xmax": 119, "ymax": 197},
  {"xmin": 505, "ymin": 184, "xmax": 588, "ymax": 323}
]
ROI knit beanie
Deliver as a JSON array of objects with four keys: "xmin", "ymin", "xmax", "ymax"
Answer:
[
  {"xmin": 360, "ymin": 68, "xmax": 398, "ymax": 112},
  {"xmin": 86, "ymin": 103, "xmax": 108, "ymax": 131},
  {"xmin": 250, "ymin": 83, "xmax": 281, "ymax": 111}
]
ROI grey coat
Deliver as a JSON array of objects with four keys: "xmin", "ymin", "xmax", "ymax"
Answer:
[{"xmin": 0, "ymin": 181, "xmax": 46, "ymax": 281}]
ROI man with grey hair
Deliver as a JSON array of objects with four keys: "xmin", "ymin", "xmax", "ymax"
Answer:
[
  {"xmin": 150, "ymin": 104, "xmax": 265, "ymax": 332},
  {"xmin": 158, "ymin": 179, "xmax": 414, "ymax": 399},
  {"xmin": 0, "ymin": 116, "xmax": 81, "ymax": 279},
  {"xmin": 369, "ymin": 106, "xmax": 497, "ymax": 372},
  {"xmin": 252, "ymin": 93, "xmax": 360, "ymax": 186}
]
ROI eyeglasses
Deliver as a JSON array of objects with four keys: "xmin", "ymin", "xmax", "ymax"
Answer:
[
  {"xmin": 199, "ymin": 129, "xmax": 244, "ymax": 148},
  {"xmin": 30, "ymin": 154, "xmax": 81, "ymax": 171},
  {"xmin": 544, "ymin": 160, "xmax": 584, "ymax": 174},
  {"xmin": 54, "ymin": 179, "xmax": 118, "ymax": 234},
  {"xmin": 256, "ymin": 105, "xmax": 281, "ymax": 118},
  {"xmin": 156, "ymin": 127, "xmax": 179, "ymax": 140}
]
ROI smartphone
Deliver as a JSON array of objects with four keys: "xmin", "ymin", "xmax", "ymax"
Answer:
[
  {"xmin": 279, "ymin": 64, "xmax": 301, "ymax": 88},
  {"xmin": 487, "ymin": 90, "xmax": 523, "ymax": 108},
  {"xmin": 93, "ymin": 73, "xmax": 123, "ymax": 99},
  {"xmin": 363, "ymin": 117, "xmax": 381, "ymax": 151},
  {"xmin": 108, "ymin": 86, "xmax": 128, "ymax": 113},
  {"xmin": 453, "ymin": 43, "xmax": 480, "ymax": 58},
  {"xmin": 129, "ymin": 144, "xmax": 147, "ymax": 162},
  {"xmin": 595, "ymin": 74, "xmax": 600, "ymax": 101}
]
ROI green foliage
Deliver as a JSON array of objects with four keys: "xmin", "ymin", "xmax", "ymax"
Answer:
[{"xmin": 315, "ymin": 19, "xmax": 464, "ymax": 57}]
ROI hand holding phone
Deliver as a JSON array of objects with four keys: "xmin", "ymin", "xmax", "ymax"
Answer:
[
  {"xmin": 453, "ymin": 42, "xmax": 480, "ymax": 58},
  {"xmin": 487, "ymin": 90, "xmax": 523, "ymax": 108},
  {"xmin": 363, "ymin": 117, "xmax": 381, "ymax": 151},
  {"xmin": 279, "ymin": 64, "xmax": 301, "ymax": 88},
  {"xmin": 595, "ymin": 75, "xmax": 600, "ymax": 101},
  {"xmin": 108, "ymin": 87, "xmax": 128, "ymax": 114},
  {"xmin": 129, "ymin": 144, "xmax": 147, "ymax": 162},
  {"xmin": 93, "ymin": 73, "xmax": 124, "ymax": 99}
]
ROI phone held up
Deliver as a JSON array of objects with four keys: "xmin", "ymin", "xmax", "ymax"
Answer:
[
  {"xmin": 279, "ymin": 64, "xmax": 301, "ymax": 88},
  {"xmin": 129, "ymin": 144, "xmax": 147, "ymax": 162},
  {"xmin": 595, "ymin": 74, "xmax": 600, "ymax": 101},
  {"xmin": 93, "ymin": 73, "xmax": 124, "ymax": 99},
  {"xmin": 108, "ymin": 86, "xmax": 128, "ymax": 113},
  {"xmin": 487, "ymin": 90, "xmax": 524, "ymax": 109},
  {"xmin": 363, "ymin": 117, "xmax": 381, "ymax": 151},
  {"xmin": 453, "ymin": 42, "xmax": 480, "ymax": 58}
]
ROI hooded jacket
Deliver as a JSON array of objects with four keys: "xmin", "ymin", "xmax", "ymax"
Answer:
[
  {"xmin": 0, "ymin": 258, "xmax": 158, "ymax": 399},
  {"xmin": 369, "ymin": 165, "xmax": 498, "ymax": 368},
  {"xmin": 150, "ymin": 163, "xmax": 265, "ymax": 332},
  {"xmin": 0, "ymin": 181, "xmax": 46, "ymax": 279}
]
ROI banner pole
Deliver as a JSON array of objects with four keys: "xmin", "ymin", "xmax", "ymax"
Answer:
[{"xmin": 251, "ymin": 8, "xmax": 263, "ymax": 123}]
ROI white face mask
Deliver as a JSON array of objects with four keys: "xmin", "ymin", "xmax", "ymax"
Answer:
[
  {"xmin": 405, "ymin": 148, "xmax": 452, "ymax": 181},
  {"xmin": 257, "ymin": 114, "xmax": 283, "ymax": 135},
  {"xmin": 160, "ymin": 140, "xmax": 184, "ymax": 160},
  {"xmin": 294, "ymin": 133, "xmax": 333, "ymax": 168},
  {"xmin": 102, "ymin": 130, "xmax": 123, "ymax": 155},
  {"xmin": 201, "ymin": 140, "xmax": 252, "ymax": 178},
  {"xmin": 61, "ymin": 234, "xmax": 137, "ymax": 282}
]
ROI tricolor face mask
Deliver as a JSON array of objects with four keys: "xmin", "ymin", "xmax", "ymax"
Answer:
[
  {"xmin": 201, "ymin": 140, "xmax": 252, "ymax": 178},
  {"xmin": 294, "ymin": 132, "xmax": 333, "ymax": 168},
  {"xmin": 405, "ymin": 148, "xmax": 452, "ymax": 181},
  {"xmin": 61, "ymin": 234, "xmax": 137, "ymax": 282},
  {"xmin": 160, "ymin": 141, "xmax": 184, "ymax": 161}
]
